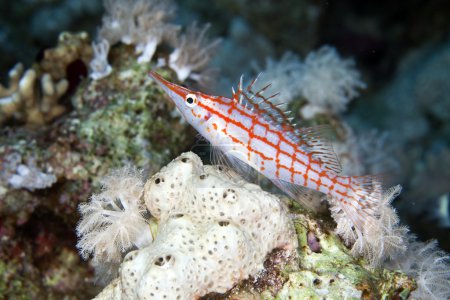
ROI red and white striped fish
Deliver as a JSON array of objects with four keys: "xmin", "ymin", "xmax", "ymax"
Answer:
[{"xmin": 149, "ymin": 71, "xmax": 381, "ymax": 231}]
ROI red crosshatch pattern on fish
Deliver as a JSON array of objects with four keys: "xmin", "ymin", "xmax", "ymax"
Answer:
[{"xmin": 149, "ymin": 71, "xmax": 382, "ymax": 231}]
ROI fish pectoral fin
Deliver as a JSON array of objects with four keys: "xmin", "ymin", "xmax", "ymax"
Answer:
[
  {"xmin": 210, "ymin": 145, "xmax": 259, "ymax": 183},
  {"xmin": 271, "ymin": 178, "xmax": 328, "ymax": 213}
]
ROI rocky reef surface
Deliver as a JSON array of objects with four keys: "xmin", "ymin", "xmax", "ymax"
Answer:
[
  {"xmin": 0, "ymin": 32, "xmax": 196, "ymax": 299},
  {"xmin": 0, "ymin": 37, "xmax": 419, "ymax": 299},
  {"xmin": 1, "ymin": 0, "xmax": 449, "ymax": 299},
  {"xmin": 88, "ymin": 153, "xmax": 414, "ymax": 299},
  {"xmin": 0, "ymin": 34, "xmax": 416, "ymax": 298}
]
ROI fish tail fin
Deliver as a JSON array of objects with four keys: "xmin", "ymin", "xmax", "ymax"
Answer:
[
  {"xmin": 330, "ymin": 175, "xmax": 409, "ymax": 265},
  {"xmin": 330, "ymin": 174, "xmax": 383, "ymax": 233}
]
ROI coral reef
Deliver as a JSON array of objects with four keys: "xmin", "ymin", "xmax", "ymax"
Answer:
[
  {"xmin": 330, "ymin": 185, "xmax": 408, "ymax": 266},
  {"xmin": 90, "ymin": 152, "xmax": 297, "ymax": 298},
  {"xmin": 348, "ymin": 39, "xmax": 450, "ymax": 248},
  {"xmin": 76, "ymin": 166, "xmax": 153, "ymax": 281},
  {"xmin": 37, "ymin": 31, "xmax": 93, "ymax": 81},
  {"xmin": 252, "ymin": 52, "xmax": 303, "ymax": 109},
  {"xmin": 0, "ymin": 31, "xmax": 94, "ymax": 126},
  {"xmin": 1, "ymin": 0, "xmax": 449, "ymax": 298},
  {"xmin": 0, "ymin": 29, "xmax": 196, "ymax": 298},
  {"xmin": 89, "ymin": 39, "xmax": 112, "ymax": 80},
  {"xmin": 86, "ymin": 152, "xmax": 416, "ymax": 299},
  {"xmin": 8, "ymin": 163, "xmax": 57, "ymax": 191},
  {"xmin": 90, "ymin": 0, "xmax": 219, "ymax": 85},
  {"xmin": 333, "ymin": 126, "xmax": 399, "ymax": 176},
  {"xmin": 0, "ymin": 0, "xmax": 102, "ymax": 73}
]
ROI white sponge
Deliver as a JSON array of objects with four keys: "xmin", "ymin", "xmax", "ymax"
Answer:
[{"xmin": 95, "ymin": 152, "xmax": 297, "ymax": 299}]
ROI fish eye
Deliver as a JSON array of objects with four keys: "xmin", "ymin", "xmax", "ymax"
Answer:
[{"xmin": 185, "ymin": 94, "xmax": 197, "ymax": 107}]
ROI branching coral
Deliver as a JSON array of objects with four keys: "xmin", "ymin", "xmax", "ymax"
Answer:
[
  {"xmin": 0, "ymin": 63, "xmax": 68, "ymax": 125},
  {"xmin": 37, "ymin": 31, "xmax": 93, "ymax": 81},
  {"xmin": 76, "ymin": 167, "xmax": 152, "ymax": 269},
  {"xmin": 159, "ymin": 23, "xmax": 221, "ymax": 84}
]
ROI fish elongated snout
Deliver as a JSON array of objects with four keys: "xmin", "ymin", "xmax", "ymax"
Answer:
[{"xmin": 149, "ymin": 71, "xmax": 191, "ymax": 103}]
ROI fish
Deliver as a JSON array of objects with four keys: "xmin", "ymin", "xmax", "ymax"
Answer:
[{"xmin": 149, "ymin": 71, "xmax": 381, "ymax": 232}]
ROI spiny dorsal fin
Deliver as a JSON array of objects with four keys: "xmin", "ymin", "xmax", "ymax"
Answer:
[
  {"xmin": 232, "ymin": 75, "xmax": 342, "ymax": 175},
  {"xmin": 297, "ymin": 126, "xmax": 342, "ymax": 174},
  {"xmin": 232, "ymin": 74, "xmax": 298, "ymax": 137}
]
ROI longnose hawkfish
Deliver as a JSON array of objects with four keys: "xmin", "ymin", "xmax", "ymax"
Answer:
[{"xmin": 149, "ymin": 71, "xmax": 381, "ymax": 232}]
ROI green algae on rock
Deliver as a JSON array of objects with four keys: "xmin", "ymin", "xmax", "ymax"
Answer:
[
  {"xmin": 85, "ymin": 153, "xmax": 416, "ymax": 299},
  {"xmin": 208, "ymin": 201, "xmax": 415, "ymax": 299},
  {"xmin": 0, "ymin": 32, "xmax": 196, "ymax": 299}
]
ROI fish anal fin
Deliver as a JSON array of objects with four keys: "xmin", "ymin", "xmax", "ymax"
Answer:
[{"xmin": 271, "ymin": 178, "xmax": 328, "ymax": 212}]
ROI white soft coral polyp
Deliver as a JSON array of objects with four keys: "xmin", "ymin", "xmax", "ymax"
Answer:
[
  {"xmin": 76, "ymin": 167, "xmax": 151, "ymax": 263},
  {"xmin": 298, "ymin": 46, "xmax": 366, "ymax": 118},
  {"xmin": 89, "ymin": 39, "xmax": 112, "ymax": 80}
]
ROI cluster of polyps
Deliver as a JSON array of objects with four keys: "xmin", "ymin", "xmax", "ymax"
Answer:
[{"xmin": 93, "ymin": 152, "xmax": 297, "ymax": 299}]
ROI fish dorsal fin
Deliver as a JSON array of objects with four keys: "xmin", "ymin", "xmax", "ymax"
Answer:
[
  {"xmin": 232, "ymin": 75, "xmax": 342, "ymax": 175},
  {"xmin": 232, "ymin": 74, "xmax": 299, "ymax": 138},
  {"xmin": 297, "ymin": 125, "xmax": 342, "ymax": 175}
]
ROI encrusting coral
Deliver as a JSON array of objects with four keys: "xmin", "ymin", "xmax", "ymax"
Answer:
[{"xmin": 82, "ymin": 152, "xmax": 298, "ymax": 299}]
